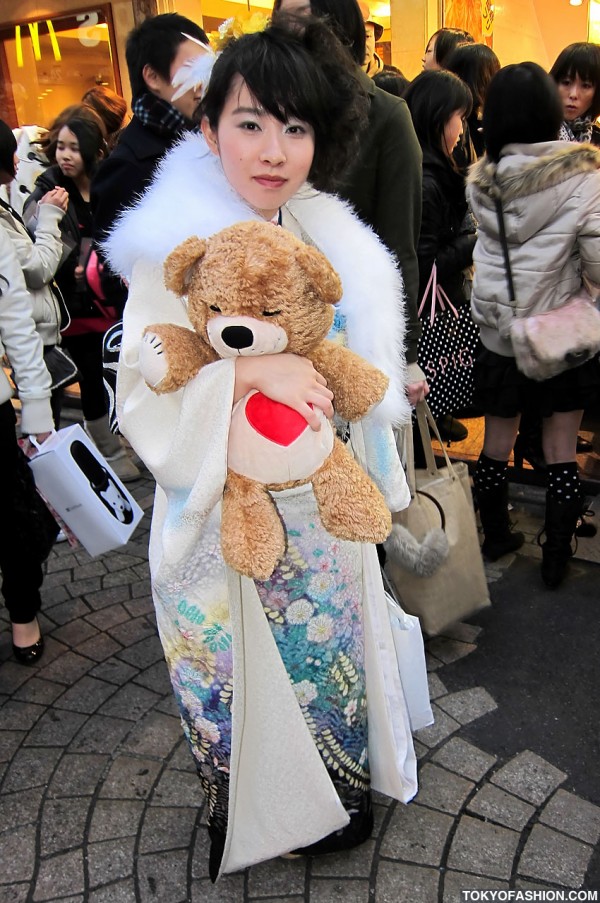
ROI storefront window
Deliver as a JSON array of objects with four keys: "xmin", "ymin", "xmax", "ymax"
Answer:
[{"xmin": 0, "ymin": 7, "xmax": 119, "ymax": 129}]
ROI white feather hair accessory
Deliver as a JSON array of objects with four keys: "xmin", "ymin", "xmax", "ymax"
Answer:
[{"xmin": 171, "ymin": 34, "xmax": 217, "ymax": 103}]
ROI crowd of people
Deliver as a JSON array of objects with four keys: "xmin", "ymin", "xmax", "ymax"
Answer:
[{"xmin": 1, "ymin": 0, "xmax": 600, "ymax": 881}]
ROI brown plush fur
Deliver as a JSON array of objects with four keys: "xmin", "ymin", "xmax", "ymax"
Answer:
[{"xmin": 147, "ymin": 221, "xmax": 391, "ymax": 579}]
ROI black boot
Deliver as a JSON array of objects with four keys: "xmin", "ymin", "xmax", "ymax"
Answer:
[
  {"xmin": 541, "ymin": 495, "xmax": 581, "ymax": 589},
  {"xmin": 474, "ymin": 454, "xmax": 524, "ymax": 562}
]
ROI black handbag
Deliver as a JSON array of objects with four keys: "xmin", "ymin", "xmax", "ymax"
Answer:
[
  {"xmin": 43, "ymin": 345, "xmax": 80, "ymax": 391},
  {"xmin": 14, "ymin": 448, "xmax": 60, "ymax": 562}
]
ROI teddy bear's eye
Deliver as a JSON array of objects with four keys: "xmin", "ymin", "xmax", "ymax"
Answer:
[
  {"xmin": 262, "ymin": 310, "xmax": 281, "ymax": 317},
  {"xmin": 209, "ymin": 305, "xmax": 222, "ymax": 313}
]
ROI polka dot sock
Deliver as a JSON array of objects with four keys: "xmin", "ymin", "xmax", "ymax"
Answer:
[
  {"xmin": 546, "ymin": 462, "xmax": 581, "ymax": 503},
  {"xmin": 474, "ymin": 453, "xmax": 509, "ymax": 493}
]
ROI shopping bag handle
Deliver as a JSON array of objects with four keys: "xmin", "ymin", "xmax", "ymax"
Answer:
[{"xmin": 406, "ymin": 402, "xmax": 457, "ymax": 490}]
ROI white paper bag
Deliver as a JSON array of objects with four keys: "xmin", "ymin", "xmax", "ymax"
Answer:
[
  {"xmin": 29, "ymin": 424, "xmax": 143, "ymax": 557},
  {"xmin": 385, "ymin": 591, "xmax": 434, "ymax": 732}
]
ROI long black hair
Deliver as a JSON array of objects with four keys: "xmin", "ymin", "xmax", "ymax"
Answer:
[
  {"xmin": 550, "ymin": 42, "xmax": 600, "ymax": 119},
  {"xmin": 200, "ymin": 18, "xmax": 368, "ymax": 191},
  {"xmin": 272, "ymin": 0, "xmax": 366, "ymax": 67},
  {"xmin": 404, "ymin": 69, "xmax": 472, "ymax": 156},
  {"xmin": 446, "ymin": 43, "xmax": 500, "ymax": 115},
  {"xmin": 0, "ymin": 119, "xmax": 17, "ymax": 179},
  {"xmin": 428, "ymin": 27, "xmax": 474, "ymax": 69},
  {"xmin": 53, "ymin": 106, "xmax": 107, "ymax": 178}
]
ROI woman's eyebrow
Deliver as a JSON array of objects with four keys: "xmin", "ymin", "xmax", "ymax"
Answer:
[{"xmin": 232, "ymin": 105, "xmax": 265, "ymax": 116}]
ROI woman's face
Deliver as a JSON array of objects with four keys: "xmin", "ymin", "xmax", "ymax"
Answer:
[
  {"xmin": 55, "ymin": 126, "xmax": 86, "ymax": 182},
  {"xmin": 557, "ymin": 73, "xmax": 596, "ymax": 122},
  {"xmin": 443, "ymin": 109, "xmax": 464, "ymax": 155},
  {"xmin": 201, "ymin": 76, "xmax": 316, "ymax": 220},
  {"xmin": 422, "ymin": 35, "xmax": 439, "ymax": 71}
]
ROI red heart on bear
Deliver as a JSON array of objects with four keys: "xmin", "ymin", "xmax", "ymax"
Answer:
[{"xmin": 245, "ymin": 392, "xmax": 310, "ymax": 447}]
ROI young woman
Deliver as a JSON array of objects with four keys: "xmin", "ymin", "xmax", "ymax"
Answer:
[
  {"xmin": 446, "ymin": 42, "xmax": 501, "ymax": 160},
  {"xmin": 467, "ymin": 63, "xmax": 600, "ymax": 586},
  {"xmin": 25, "ymin": 107, "xmax": 139, "ymax": 480},
  {"xmin": 0, "ymin": 230, "xmax": 54, "ymax": 664},
  {"xmin": 404, "ymin": 69, "xmax": 476, "ymax": 441},
  {"xmin": 105, "ymin": 19, "xmax": 416, "ymax": 881},
  {"xmin": 551, "ymin": 42, "xmax": 600, "ymax": 146},
  {"xmin": 422, "ymin": 27, "xmax": 474, "ymax": 72}
]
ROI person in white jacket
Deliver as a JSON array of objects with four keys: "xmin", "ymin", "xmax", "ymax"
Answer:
[{"xmin": 0, "ymin": 229, "xmax": 54, "ymax": 664}]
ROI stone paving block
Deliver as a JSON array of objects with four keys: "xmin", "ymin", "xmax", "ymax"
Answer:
[
  {"xmin": 132, "ymin": 660, "xmax": 170, "ymax": 694},
  {"xmin": 39, "ymin": 584, "xmax": 71, "ymax": 608},
  {"xmin": 0, "ymin": 882, "xmax": 29, "ymax": 902},
  {"xmin": 435, "ymin": 687, "xmax": 498, "ymax": 725},
  {"xmin": 540, "ymin": 788, "xmax": 600, "ymax": 844},
  {"xmin": 87, "ymin": 837, "xmax": 136, "ymax": 888},
  {"xmin": 68, "ymin": 577, "xmax": 104, "ymax": 598},
  {"xmin": 107, "ymin": 617, "xmax": 156, "ymax": 647},
  {"xmin": 117, "ymin": 635, "xmax": 165, "ymax": 672},
  {"xmin": 154, "ymin": 694, "xmax": 179, "ymax": 717},
  {"xmin": 43, "ymin": 599, "xmax": 90, "ymax": 627},
  {"xmin": 0, "ymin": 787, "xmax": 44, "ymax": 834},
  {"xmin": 447, "ymin": 814, "xmax": 520, "ymax": 880},
  {"xmin": 40, "ymin": 798, "xmax": 90, "ymax": 856},
  {"xmin": 73, "ymin": 634, "xmax": 122, "ymax": 663},
  {"xmin": 414, "ymin": 704, "xmax": 460, "ymax": 749},
  {"xmin": 74, "ymin": 560, "xmax": 108, "ymax": 579},
  {"xmin": 23, "ymin": 709, "xmax": 87, "ymax": 748},
  {"xmin": 375, "ymin": 861, "xmax": 440, "ymax": 903},
  {"xmin": 415, "ymin": 763, "xmax": 475, "ymax": 815},
  {"xmin": 0, "ymin": 661, "xmax": 39, "ymax": 694},
  {"xmin": 137, "ymin": 849, "xmax": 189, "ymax": 903},
  {"xmin": 443, "ymin": 871, "xmax": 509, "ymax": 901},
  {"xmin": 191, "ymin": 876, "xmax": 246, "ymax": 902},
  {"xmin": 121, "ymin": 710, "xmax": 182, "ymax": 758},
  {"xmin": 36, "ymin": 652, "xmax": 94, "ymax": 686},
  {"xmin": 379, "ymin": 802, "xmax": 453, "ymax": 865},
  {"xmin": 99, "ymin": 755, "xmax": 162, "ymax": 800},
  {"xmin": 47, "ymin": 753, "xmax": 109, "ymax": 797},
  {"xmin": 427, "ymin": 672, "xmax": 447, "ymax": 700},
  {"xmin": 518, "ymin": 823, "xmax": 593, "ymax": 887},
  {"xmin": 84, "ymin": 604, "xmax": 131, "ymax": 632},
  {"xmin": 436, "ymin": 622, "xmax": 482, "ymax": 644},
  {"xmin": 151, "ymin": 768, "xmax": 204, "ymax": 808},
  {"xmin": 190, "ymin": 826, "xmax": 211, "ymax": 879},
  {"xmin": 307, "ymin": 878, "xmax": 370, "ymax": 902},
  {"xmin": 97, "ymin": 682, "xmax": 161, "ymax": 722},
  {"xmin": 168, "ymin": 739, "xmax": 199, "ymax": 773},
  {"xmin": 3, "ymin": 747, "xmax": 61, "ymax": 792},
  {"xmin": 426, "ymin": 636, "xmax": 477, "ymax": 664},
  {"xmin": 52, "ymin": 676, "xmax": 117, "ymax": 714},
  {"xmin": 491, "ymin": 750, "xmax": 567, "ymax": 806},
  {"xmin": 425, "ymin": 651, "xmax": 444, "ymax": 672},
  {"xmin": 139, "ymin": 805, "xmax": 197, "ymax": 853},
  {"xmin": 125, "ymin": 593, "xmax": 154, "ymax": 614},
  {"xmin": 103, "ymin": 568, "xmax": 142, "ymax": 588},
  {"xmin": 433, "ymin": 737, "xmax": 497, "ymax": 782},
  {"xmin": 89, "ymin": 799, "xmax": 145, "ymax": 842},
  {"xmin": 413, "ymin": 739, "xmax": 429, "ymax": 760},
  {"xmin": 310, "ymin": 840, "xmax": 376, "ymax": 878},
  {"xmin": 12, "ymin": 677, "xmax": 65, "ymax": 706},
  {"xmin": 87, "ymin": 879, "xmax": 136, "ymax": 902},
  {"xmin": 467, "ymin": 783, "xmax": 535, "ymax": 831},
  {"xmin": 84, "ymin": 585, "xmax": 132, "ymax": 612},
  {"xmin": 69, "ymin": 714, "xmax": 132, "ymax": 754},
  {"xmin": 33, "ymin": 848, "xmax": 85, "ymax": 901},
  {"xmin": 43, "ymin": 569, "xmax": 77, "ymax": 590},
  {"xmin": 88, "ymin": 658, "xmax": 139, "ymax": 686},
  {"xmin": 0, "ymin": 730, "xmax": 26, "ymax": 763},
  {"xmin": 50, "ymin": 619, "xmax": 99, "ymax": 648},
  {"xmin": 247, "ymin": 855, "xmax": 308, "ymax": 895}
]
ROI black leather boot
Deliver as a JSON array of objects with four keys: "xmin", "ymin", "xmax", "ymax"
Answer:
[
  {"xmin": 541, "ymin": 495, "xmax": 581, "ymax": 589},
  {"xmin": 477, "ymin": 482, "xmax": 525, "ymax": 562}
]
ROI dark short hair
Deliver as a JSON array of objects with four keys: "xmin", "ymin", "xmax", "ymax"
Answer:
[
  {"xmin": 446, "ymin": 42, "xmax": 500, "ymax": 113},
  {"xmin": 125, "ymin": 13, "xmax": 208, "ymax": 100},
  {"xmin": 0, "ymin": 118, "xmax": 17, "ymax": 179},
  {"xmin": 373, "ymin": 70, "xmax": 410, "ymax": 97},
  {"xmin": 404, "ymin": 69, "xmax": 473, "ymax": 155},
  {"xmin": 429, "ymin": 27, "xmax": 474, "ymax": 69},
  {"xmin": 550, "ymin": 42, "xmax": 600, "ymax": 119},
  {"xmin": 200, "ymin": 17, "xmax": 368, "ymax": 191},
  {"xmin": 55, "ymin": 107, "xmax": 107, "ymax": 178},
  {"xmin": 272, "ymin": 0, "xmax": 365, "ymax": 67},
  {"xmin": 483, "ymin": 63, "xmax": 563, "ymax": 162}
]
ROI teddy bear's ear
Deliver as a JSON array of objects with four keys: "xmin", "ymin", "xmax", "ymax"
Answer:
[
  {"xmin": 294, "ymin": 243, "xmax": 342, "ymax": 305},
  {"xmin": 164, "ymin": 236, "xmax": 208, "ymax": 296}
]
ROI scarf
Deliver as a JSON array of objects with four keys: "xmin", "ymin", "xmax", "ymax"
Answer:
[
  {"xmin": 131, "ymin": 91, "xmax": 196, "ymax": 139},
  {"xmin": 559, "ymin": 116, "xmax": 594, "ymax": 144}
]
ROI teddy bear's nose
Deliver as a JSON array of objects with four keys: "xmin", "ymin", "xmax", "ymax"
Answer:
[{"xmin": 221, "ymin": 325, "xmax": 254, "ymax": 349}]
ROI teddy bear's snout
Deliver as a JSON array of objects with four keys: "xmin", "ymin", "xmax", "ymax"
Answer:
[{"xmin": 221, "ymin": 325, "xmax": 255, "ymax": 350}]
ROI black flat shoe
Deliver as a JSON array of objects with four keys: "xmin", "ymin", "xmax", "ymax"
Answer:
[
  {"xmin": 576, "ymin": 435, "xmax": 593, "ymax": 454},
  {"xmin": 12, "ymin": 634, "xmax": 44, "ymax": 665}
]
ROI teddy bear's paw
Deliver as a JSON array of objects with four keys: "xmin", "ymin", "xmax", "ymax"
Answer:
[
  {"xmin": 140, "ymin": 331, "xmax": 169, "ymax": 389},
  {"xmin": 384, "ymin": 523, "xmax": 449, "ymax": 577}
]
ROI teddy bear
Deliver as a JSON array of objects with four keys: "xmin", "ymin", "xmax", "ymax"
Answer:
[{"xmin": 139, "ymin": 221, "xmax": 392, "ymax": 580}]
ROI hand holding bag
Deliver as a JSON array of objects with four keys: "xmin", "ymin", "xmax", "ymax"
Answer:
[
  {"xmin": 495, "ymin": 197, "xmax": 600, "ymax": 381},
  {"xmin": 384, "ymin": 402, "xmax": 490, "ymax": 636},
  {"xmin": 43, "ymin": 345, "xmax": 80, "ymax": 391}
]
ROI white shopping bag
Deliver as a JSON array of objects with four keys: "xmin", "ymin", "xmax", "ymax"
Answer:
[
  {"xmin": 29, "ymin": 424, "xmax": 143, "ymax": 557},
  {"xmin": 385, "ymin": 589, "xmax": 434, "ymax": 732}
]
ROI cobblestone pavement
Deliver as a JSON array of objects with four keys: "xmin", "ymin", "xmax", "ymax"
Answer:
[{"xmin": 1, "ymin": 470, "xmax": 599, "ymax": 902}]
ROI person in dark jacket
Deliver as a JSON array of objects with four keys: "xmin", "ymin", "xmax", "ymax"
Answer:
[
  {"xmin": 446, "ymin": 42, "xmax": 500, "ymax": 162},
  {"xmin": 405, "ymin": 69, "xmax": 476, "ymax": 440}
]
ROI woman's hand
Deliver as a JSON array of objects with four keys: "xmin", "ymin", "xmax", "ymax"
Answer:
[
  {"xmin": 234, "ymin": 353, "xmax": 334, "ymax": 431},
  {"xmin": 39, "ymin": 187, "xmax": 69, "ymax": 212},
  {"xmin": 406, "ymin": 378, "xmax": 429, "ymax": 407}
]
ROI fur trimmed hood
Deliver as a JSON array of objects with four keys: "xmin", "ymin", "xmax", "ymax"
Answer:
[{"xmin": 104, "ymin": 132, "xmax": 410, "ymax": 425}]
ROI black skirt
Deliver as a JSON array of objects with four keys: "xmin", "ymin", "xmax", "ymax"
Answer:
[{"xmin": 473, "ymin": 348, "xmax": 600, "ymax": 418}]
